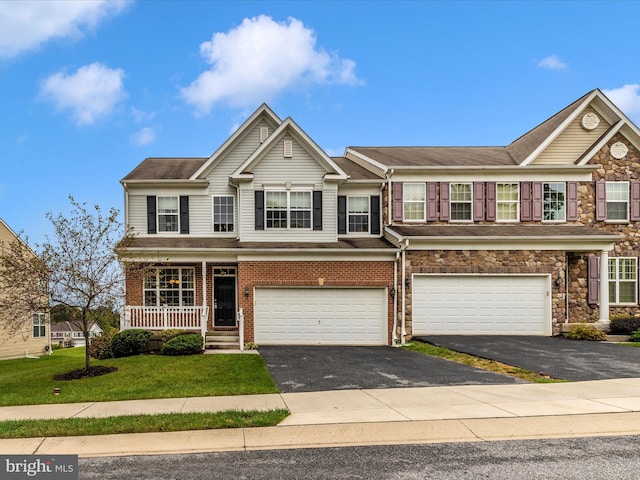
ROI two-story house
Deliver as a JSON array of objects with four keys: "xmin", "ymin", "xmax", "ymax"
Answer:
[
  {"xmin": 0, "ymin": 218, "xmax": 51, "ymax": 359},
  {"xmin": 119, "ymin": 89, "xmax": 639, "ymax": 347}
]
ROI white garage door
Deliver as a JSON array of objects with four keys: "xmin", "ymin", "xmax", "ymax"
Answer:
[
  {"xmin": 254, "ymin": 287, "xmax": 387, "ymax": 345},
  {"xmin": 412, "ymin": 275, "xmax": 550, "ymax": 335}
]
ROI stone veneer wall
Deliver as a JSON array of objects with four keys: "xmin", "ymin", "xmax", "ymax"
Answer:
[{"xmin": 402, "ymin": 250, "xmax": 567, "ymax": 338}]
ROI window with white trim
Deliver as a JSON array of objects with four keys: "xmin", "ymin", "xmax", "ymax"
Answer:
[
  {"xmin": 403, "ymin": 183, "xmax": 425, "ymax": 221},
  {"xmin": 450, "ymin": 183, "xmax": 472, "ymax": 221},
  {"xmin": 543, "ymin": 182, "xmax": 566, "ymax": 221},
  {"xmin": 348, "ymin": 196, "xmax": 369, "ymax": 233},
  {"xmin": 157, "ymin": 196, "xmax": 179, "ymax": 232},
  {"xmin": 213, "ymin": 196, "xmax": 234, "ymax": 232},
  {"xmin": 32, "ymin": 313, "xmax": 46, "ymax": 338},
  {"xmin": 609, "ymin": 257, "xmax": 637, "ymax": 304},
  {"xmin": 497, "ymin": 183, "xmax": 519, "ymax": 221},
  {"xmin": 606, "ymin": 182, "xmax": 629, "ymax": 221},
  {"xmin": 266, "ymin": 191, "xmax": 311, "ymax": 229},
  {"xmin": 144, "ymin": 267, "xmax": 195, "ymax": 306}
]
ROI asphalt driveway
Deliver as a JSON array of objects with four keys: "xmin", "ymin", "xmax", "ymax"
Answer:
[
  {"xmin": 419, "ymin": 335, "xmax": 640, "ymax": 381},
  {"xmin": 259, "ymin": 345, "xmax": 523, "ymax": 393}
]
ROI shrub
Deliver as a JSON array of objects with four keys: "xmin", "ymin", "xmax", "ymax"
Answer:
[
  {"xmin": 564, "ymin": 324, "xmax": 607, "ymax": 341},
  {"xmin": 88, "ymin": 330, "xmax": 115, "ymax": 359},
  {"xmin": 111, "ymin": 329, "xmax": 153, "ymax": 358},
  {"xmin": 629, "ymin": 329, "xmax": 640, "ymax": 342},
  {"xmin": 609, "ymin": 316, "xmax": 640, "ymax": 335},
  {"xmin": 161, "ymin": 328, "xmax": 185, "ymax": 341},
  {"xmin": 244, "ymin": 342, "xmax": 259, "ymax": 350},
  {"xmin": 161, "ymin": 333, "xmax": 203, "ymax": 356}
]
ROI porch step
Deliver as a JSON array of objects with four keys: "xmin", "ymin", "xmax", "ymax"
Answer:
[{"xmin": 205, "ymin": 329, "xmax": 240, "ymax": 350}]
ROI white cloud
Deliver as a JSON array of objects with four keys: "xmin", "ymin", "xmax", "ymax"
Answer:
[
  {"xmin": 131, "ymin": 127, "xmax": 156, "ymax": 146},
  {"xmin": 603, "ymin": 84, "xmax": 640, "ymax": 120},
  {"xmin": 40, "ymin": 62, "xmax": 126, "ymax": 125},
  {"xmin": 131, "ymin": 107, "xmax": 156, "ymax": 123},
  {"xmin": 537, "ymin": 55, "xmax": 567, "ymax": 70},
  {"xmin": 0, "ymin": 0, "xmax": 129, "ymax": 59},
  {"xmin": 181, "ymin": 15, "xmax": 362, "ymax": 114}
]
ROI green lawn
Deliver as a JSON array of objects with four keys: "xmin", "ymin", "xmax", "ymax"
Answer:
[
  {"xmin": 0, "ymin": 410, "xmax": 289, "ymax": 439},
  {"xmin": 0, "ymin": 348, "xmax": 279, "ymax": 406}
]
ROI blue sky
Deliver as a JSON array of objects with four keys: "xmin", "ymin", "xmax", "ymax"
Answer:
[{"xmin": 2, "ymin": 0, "xmax": 640, "ymax": 244}]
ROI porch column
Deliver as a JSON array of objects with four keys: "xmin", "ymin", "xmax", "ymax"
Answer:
[{"xmin": 599, "ymin": 250, "xmax": 609, "ymax": 323}]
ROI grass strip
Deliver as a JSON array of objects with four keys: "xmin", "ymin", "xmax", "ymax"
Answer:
[
  {"xmin": 400, "ymin": 341, "xmax": 565, "ymax": 383},
  {"xmin": 0, "ymin": 409, "xmax": 289, "ymax": 439}
]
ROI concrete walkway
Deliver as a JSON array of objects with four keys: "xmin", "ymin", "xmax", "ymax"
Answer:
[{"xmin": 2, "ymin": 378, "xmax": 640, "ymax": 457}]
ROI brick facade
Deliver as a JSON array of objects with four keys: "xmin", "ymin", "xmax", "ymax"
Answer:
[{"xmin": 238, "ymin": 260, "xmax": 395, "ymax": 343}]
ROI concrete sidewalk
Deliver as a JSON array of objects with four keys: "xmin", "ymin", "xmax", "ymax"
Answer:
[{"xmin": 2, "ymin": 378, "xmax": 640, "ymax": 457}]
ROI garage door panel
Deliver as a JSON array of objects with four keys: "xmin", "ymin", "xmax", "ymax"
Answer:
[
  {"xmin": 254, "ymin": 288, "xmax": 386, "ymax": 345},
  {"xmin": 413, "ymin": 275, "xmax": 549, "ymax": 336}
]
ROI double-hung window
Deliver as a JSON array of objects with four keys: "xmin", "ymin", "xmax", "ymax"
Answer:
[
  {"xmin": 609, "ymin": 257, "xmax": 637, "ymax": 304},
  {"xmin": 213, "ymin": 196, "xmax": 234, "ymax": 232},
  {"xmin": 157, "ymin": 196, "xmax": 179, "ymax": 232},
  {"xmin": 543, "ymin": 183, "xmax": 566, "ymax": 221},
  {"xmin": 606, "ymin": 182, "xmax": 629, "ymax": 221},
  {"xmin": 497, "ymin": 183, "xmax": 519, "ymax": 221},
  {"xmin": 348, "ymin": 196, "xmax": 369, "ymax": 233},
  {"xmin": 144, "ymin": 267, "xmax": 195, "ymax": 307},
  {"xmin": 266, "ymin": 191, "xmax": 311, "ymax": 229},
  {"xmin": 403, "ymin": 183, "xmax": 425, "ymax": 221},
  {"xmin": 32, "ymin": 313, "xmax": 46, "ymax": 338},
  {"xmin": 450, "ymin": 183, "xmax": 472, "ymax": 221}
]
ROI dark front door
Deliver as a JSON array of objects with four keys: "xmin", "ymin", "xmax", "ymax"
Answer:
[{"xmin": 214, "ymin": 277, "xmax": 236, "ymax": 327}]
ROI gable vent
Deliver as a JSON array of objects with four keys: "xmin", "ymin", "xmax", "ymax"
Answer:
[
  {"xmin": 283, "ymin": 140, "xmax": 293, "ymax": 158},
  {"xmin": 259, "ymin": 126, "xmax": 269, "ymax": 143},
  {"xmin": 581, "ymin": 112, "xmax": 600, "ymax": 131},
  {"xmin": 610, "ymin": 141, "xmax": 628, "ymax": 159}
]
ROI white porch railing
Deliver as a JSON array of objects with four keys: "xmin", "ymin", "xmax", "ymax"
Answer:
[{"xmin": 122, "ymin": 306, "xmax": 209, "ymax": 338}]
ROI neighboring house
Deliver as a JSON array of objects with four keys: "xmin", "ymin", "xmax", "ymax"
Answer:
[
  {"xmin": 119, "ymin": 89, "xmax": 639, "ymax": 347},
  {"xmin": 50, "ymin": 321, "xmax": 102, "ymax": 347},
  {"xmin": 0, "ymin": 218, "xmax": 51, "ymax": 359}
]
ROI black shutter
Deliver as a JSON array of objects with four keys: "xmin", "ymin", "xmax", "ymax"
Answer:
[
  {"xmin": 255, "ymin": 191, "xmax": 264, "ymax": 230},
  {"xmin": 370, "ymin": 196, "xmax": 380, "ymax": 235},
  {"xmin": 313, "ymin": 190, "xmax": 323, "ymax": 231},
  {"xmin": 179, "ymin": 196, "xmax": 189, "ymax": 234},
  {"xmin": 337, "ymin": 195, "xmax": 347, "ymax": 234},
  {"xmin": 147, "ymin": 196, "xmax": 157, "ymax": 234}
]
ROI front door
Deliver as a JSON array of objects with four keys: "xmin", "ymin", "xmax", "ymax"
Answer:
[{"xmin": 214, "ymin": 276, "xmax": 236, "ymax": 327}]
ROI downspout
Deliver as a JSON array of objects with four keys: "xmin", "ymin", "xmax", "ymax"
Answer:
[
  {"xmin": 387, "ymin": 169, "xmax": 394, "ymax": 226},
  {"xmin": 401, "ymin": 238, "xmax": 409, "ymax": 344},
  {"xmin": 565, "ymin": 254, "xmax": 569, "ymax": 327},
  {"xmin": 392, "ymin": 251, "xmax": 399, "ymax": 344}
]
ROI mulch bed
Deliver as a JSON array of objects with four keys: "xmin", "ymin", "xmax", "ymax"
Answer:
[{"xmin": 53, "ymin": 366, "xmax": 118, "ymax": 381}]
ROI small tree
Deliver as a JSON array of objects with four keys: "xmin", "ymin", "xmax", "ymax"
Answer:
[{"xmin": 0, "ymin": 196, "xmax": 124, "ymax": 372}]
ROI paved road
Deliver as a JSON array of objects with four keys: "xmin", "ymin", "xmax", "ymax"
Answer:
[
  {"xmin": 79, "ymin": 435, "xmax": 640, "ymax": 479},
  {"xmin": 419, "ymin": 335, "xmax": 640, "ymax": 381},
  {"xmin": 259, "ymin": 345, "xmax": 523, "ymax": 392}
]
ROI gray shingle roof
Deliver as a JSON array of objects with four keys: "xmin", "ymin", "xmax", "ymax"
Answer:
[
  {"xmin": 122, "ymin": 158, "xmax": 208, "ymax": 181},
  {"xmin": 388, "ymin": 224, "xmax": 620, "ymax": 239},
  {"xmin": 331, "ymin": 157, "xmax": 384, "ymax": 179},
  {"xmin": 120, "ymin": 237, "xmax": 396, "ymax": 250}
]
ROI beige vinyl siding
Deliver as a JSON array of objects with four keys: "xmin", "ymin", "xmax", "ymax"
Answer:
[
  {"xmin": 0, "ymin": 321, "xmax": 49, "ymax": 360},
  {"xmin": 188, "ymin": 195, "xmax": 213, "ymax": 234},
  {"xmin": 0, "ymin": 221, "xmax": 50, "ymax": 360},
  {"xmin": 127, "ymin": 195, "xmax": 149, "ymax": 235},
  {"xmin": 534, "ymin": 107, "xmax": 611, "ymax": 164}
]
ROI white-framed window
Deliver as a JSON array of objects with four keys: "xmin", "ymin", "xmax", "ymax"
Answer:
[
  {"xmin": 32, "ymin": 313, "xmax": 46, "ymax": 338},
  {"xmin": 144, "ymin": 267, "xmax": 195, "ymax": 307},
  {"xmin": 609, "ymin": 257, "xmax": 637, "ymax": 304},
  {"xmin": 348, "ymin": 196, "xmax": 369, "ymax": 233},
  {"xmin": 157, "ymin": 196, "xmax": 179, "ymax": 232},
  {"xmin": 497, "ymin": 183, "xmax": 519, "ymax": 222},
  {"xmin": 213, "ymin": 196, "xmax": 234, "ymax": 232},
  {"xmin": 403, "ymin": 183, "xmax": 425, "ymax": 221},
  {"xmin": 450, "ymin": 183, "xmax": 472, "ymax": 221},
  {"xmin": 543, "ymin": 182, "xmax": 566, "ymax": 221},
  {"xmin": 606, "ymin": 182, "xmax": 629, "ymax": 221},
  {"xmin": 265, "ymin": 191, "xmax": 311, "ymax": 229}
]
